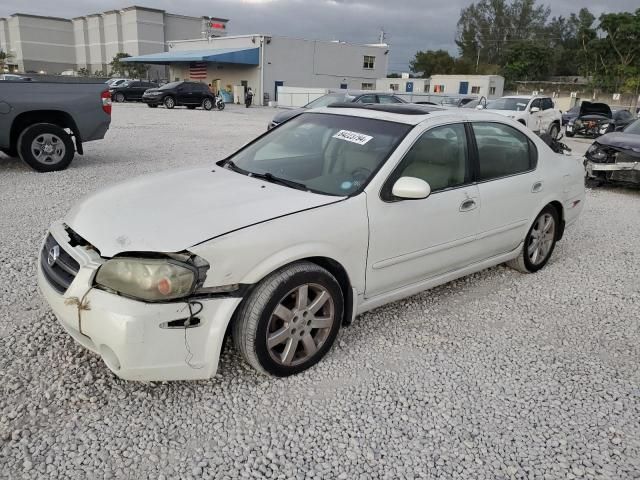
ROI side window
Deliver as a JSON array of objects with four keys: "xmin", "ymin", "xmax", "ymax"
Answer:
[
  {"xmin": 379, "ymin": 95, "xmax": 402, "ymax": 104},
  {"xmin": 128, "ymin": 81, "xmax": 140, "ymax": 88},
  {"xmin": 530, "ymin": 98, "xmax": 542, "ymax": 110},
  {"xmin": 472, "ymin": 122, "xmax": 537, "ymax": 181},
  {"xmin": 387, "ymin": 123, "xmax": 469, "ymax": 195},
  {"xmin": 355, "ymin": 94, "xmax": 377, "ymax": 104},
  {"xmin": 543, "ymin": 98, "xmax": 554, "ymax": 110}
]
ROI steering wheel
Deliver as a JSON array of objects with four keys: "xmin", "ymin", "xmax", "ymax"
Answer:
[{"xmin": 351, "ymin": 167, "xmax": 371, "ymax": 184}]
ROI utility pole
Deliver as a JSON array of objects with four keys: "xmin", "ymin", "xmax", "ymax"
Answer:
[
  {"xmin": 476, "ymin": 48, "xmax": 480, "ymax": 73},
  {"xmin": 378, "ymin": 28, "xmax": 388, "ymax": 45}
]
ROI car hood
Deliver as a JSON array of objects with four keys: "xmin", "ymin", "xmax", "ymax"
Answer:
[
  {"xmin": 66, "ymin": 166, "xmax": 342, "ymax": 257},
  {"xmin": 143, "ymin": 88, "xmax": 161, "ymax": 94},
  {"xmin": 271, "ymin": 108, "xmax": 306, "ymax": 124},
  {"xmin": 578, "ymin": 101, "xmax": 612, "ymax": 119},
  {"xmin": 596, "ymin": 132, "xmax": 640, "ymax": 155}
]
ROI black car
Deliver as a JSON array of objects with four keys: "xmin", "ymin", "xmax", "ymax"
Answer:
[
  {"xmin": 561, "ymin": 105, "xmax": 580, "ymax": 126},
  {"xmin": 585, "ymin": 119, "xmax": 640, "ymax": 186},
  {"xmin": 565, "ymin": 102, "xmax": 635, "ymax": 137},
  {"xmin": 142, "ymin": 81, "xmax": 215, "ymax": 110},
  {"xmin": 611, "ymin": 109, "xmax": 635, "ymax": 131},
  {"xmin": 110, "ymin": 81, "xmax": 158, "ymax": 103},
  {"xmin": 268, "ymin": 91, "xmax": 406, "ymax": 129}
]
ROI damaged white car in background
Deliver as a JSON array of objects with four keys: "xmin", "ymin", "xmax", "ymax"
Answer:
[{"xmin": 38, "ymin": 104, "xmax": 585, "ymax": 381}]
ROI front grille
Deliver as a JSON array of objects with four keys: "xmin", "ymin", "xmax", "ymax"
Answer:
[{"xmin": 41, "ymin": 234, "xmax": 80, "ymax": 294}]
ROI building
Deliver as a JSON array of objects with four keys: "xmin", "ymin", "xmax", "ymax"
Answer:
[
  {"xmin": 376, "ymin": 75, "xmax": 429, "ymax": 94},
  {"xmin": 0, "ymin": 6, "xmax": 228, "ymax": 74},
  {"xmin": 122, "ymin": 35, "xmax": 390, "ymax": 105},
  {"xmin": 429, "ymin": 75, "xmax": 504, "ymax": 98}
]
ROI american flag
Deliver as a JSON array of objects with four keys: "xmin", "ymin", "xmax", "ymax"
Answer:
[{"xmin": 189, "ymin": 62, "xmax": 207, "ymax": 80}]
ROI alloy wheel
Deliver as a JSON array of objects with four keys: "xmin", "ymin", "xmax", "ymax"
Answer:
[
  {"xmin": 528, "ymin": 213, "xmax": 555, "ymax": 265},
  {"xmin": 266, "ymin": 283, "xmax": 334, "ymax": 366}
]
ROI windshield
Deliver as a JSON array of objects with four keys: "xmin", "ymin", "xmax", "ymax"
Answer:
[
  {"xmin": 623, "ymin": 119, "xmax": 640, "ymax": 135},
  {"xmin": 225, "ymin": 113, "xmax": 411, "ymax": 196},
  {"xmin": 462, "ymin": 99, "xmax": 479, "ymax": 109},
  {"xmin": 305, "ymin": 93, "xmax": 346, "ymax": 109},
  {"xmin": 486, "ymin": 98, "xmax": 529, "ymax": 111},
  {"xmin": 160, "ymin": 82, "xmax": 181, "ymax": 90}
]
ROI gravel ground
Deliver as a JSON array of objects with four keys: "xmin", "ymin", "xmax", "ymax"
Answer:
[{"xmin": 1, "ymin": 104, "xmax": 639, "ymax": 479}]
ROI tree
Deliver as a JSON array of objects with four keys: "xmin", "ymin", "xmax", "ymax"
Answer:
[
  {"xmin": 109, "ymin": 52, "xmax": 149, "ymax": 79},
  {"xmin": 77, "ymin": 67, "xmax": 90, "ymax": 77},
  {"xmin": 410, "ymin": 50, "xmax": 456, "ymax": 77},
  {"xmin": 0, "ymin": 49, "xmax": 15, "ymax": 71},
  {"xmin": 596, "ymin": 9, "xmax": 640, "ymax": 92},
  {"xmin": 503, "ymin": 41, "xmax": 553, "ymax": 81}
]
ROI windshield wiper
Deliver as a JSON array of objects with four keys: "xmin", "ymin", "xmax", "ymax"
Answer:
[
  {"xmin": 223, "ymin": 160, "xmax": 308, "ymax": 191},
  {"xmin": 248, "ymin": 172, "xmax": 308, "ymax": 191}
]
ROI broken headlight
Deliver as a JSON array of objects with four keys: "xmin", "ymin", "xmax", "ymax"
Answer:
[
  {"xmin": 95, "ymin": 257, "xmax": 201, "ymax": 302},
  {"xmin": 587, "ymin": 144, "xmax": 607, "ymax": 161}
]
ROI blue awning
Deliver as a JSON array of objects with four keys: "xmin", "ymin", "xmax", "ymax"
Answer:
[{"xmin": 120, "ymin": 47, "xmax": 260, "ymax": 65}]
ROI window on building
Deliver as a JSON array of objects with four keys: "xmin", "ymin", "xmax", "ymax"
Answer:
[
  {"xmin": 472, "ymin": 122, "xmax": 537, "ymax": 181},
  {"xmin": 471, "ymin": 86, "xmax": 481, "ymax": 94},
  {"xmin": 489, "ymin": 86, "xmax": 496, "ymax": 95},
  {"xmin": 424, "ymin": 85, "xmax": 430, "ymax": 93},
  {"xmin": 433, "ymin": 84, "xmax": 445, "ymax": 93},
  {"xmin": 389, "ymin": 83, "xmax": 399, "ymax": 91},
  {"xmin": 363, "ymin": 56, "xmax": 375, "ymax": 69},
  {"xmin": 361, "ymin": 83, "xmax": 375, "ymax": 90}
]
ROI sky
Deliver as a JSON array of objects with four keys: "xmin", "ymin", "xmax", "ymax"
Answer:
[{"xmin": 1, "ymin": 0, "xmax": 638, "ymax": 71}]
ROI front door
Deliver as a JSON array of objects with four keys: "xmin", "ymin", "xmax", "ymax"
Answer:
[
  {"xmin": 459, "ymin": 81, "xmax": 469, "ymax": 94},
  {"xmin": 470, "ymin": 121, "xmax": 541, "ymax": 257},
  {"xmin": 274, "ymin": 81, "xmax": 284, "ymax": 101},
  {"xmin": 406, "ymin": 82, "xmax": 414, "ymax": 93},
  {"xmin": 365, "ymin": 122, "xmax": 481, "ymax": 298}
]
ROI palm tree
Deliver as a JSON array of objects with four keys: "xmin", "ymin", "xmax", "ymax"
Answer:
[{"xmin": 0, "ymin": 50, "xmax": 16, "ymax": 72}]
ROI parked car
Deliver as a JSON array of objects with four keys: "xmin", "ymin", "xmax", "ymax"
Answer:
[
  {"xmin": 110, "ymin": 81, "xmax": 158, "ymax": 103},
  {"xmin": 565, "ymin": 102, "xmax": 613, "ymax": 137},
  {"xmin": 437, "ymin": 97, "xmax": 476, "ymax": 109},
  {"xmin": 461, "ymin": 96, "xmax": 487, "ymax": 109},
  {"xmin": 38, "ymin": 103, "xmax": 584, "ymax": 381},
  {"xmin": 483, "ymin": 95, "xmax": 562, "ymax": 138},
  {"xmin": 106, "ymin": 78, "xmax": 128, "ymax": 88},
  {"xmin": 561, "ymin": 105, "xmax": 580, "ymax": 126},
  {"xmin": 585, "ymin": 118, "xmax": 640, "ymax": 186},
  {"xmin": 611, "ymin": 109, "xmax": 636, "ymax": 131},
  {"xmin": 268, "ymin": 91, "xmax": 406, "ymax": 129},
  {"xmin": 0, "ymin": 74, "xmax": 32, "ymax": 81},
  {"xmin": 0, "ymin": 82, "xmax": 111, "ymax": 171},
  {"xmin": 142, "ymin": 81, "xmax": 216, "ymax": 110}
]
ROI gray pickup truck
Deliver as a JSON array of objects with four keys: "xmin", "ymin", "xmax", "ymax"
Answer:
[{"xmin": 0, "ymin": 82, "xmax": 111, "ymax": 172}]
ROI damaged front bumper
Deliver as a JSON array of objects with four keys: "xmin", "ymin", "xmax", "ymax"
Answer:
[
  {"xmin": 585, "ymin": 160, "xmax": 640, "ymax": 184},
  {"xmin": 37, "ymin": 222, "xmax": 241, "ymax": 381}
]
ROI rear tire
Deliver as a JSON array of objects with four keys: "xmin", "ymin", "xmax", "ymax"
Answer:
[
  {"xmin": 548, "ymin": 123, "xmax": 560, "ymax": 140},
  {"xmin": 507, "ymin": 206, "xmax": 559, "ymax": 274},
  {"xmin": 115, "ymin": 92, "xmax": 125, "ymax": 103},
  {"xmin": 217, "ymin": 101, "xmax": 225, "ymax": 111},
  {"xmin": 202, "ymin": 98, "xmax": 213, "ymax": 111},
  {"xmin": 17, "ymin": 123, "xmax": 75, "ymax": 172},
  {"xmin": 233, "ymin": 261, "xmax": 343, "ymax": 377},
  {"xmin": 163, "ymin": 96, "xmax": 175, "ymax": 109}
]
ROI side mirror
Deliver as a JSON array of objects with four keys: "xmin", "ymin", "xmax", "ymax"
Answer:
[
  {"xmin": 530, "ymin": 106, "xmax": 541, "ymax": 113},
  {"xmin": 392, "ymin": 177, "xmax": 431, "ymax": 200}
]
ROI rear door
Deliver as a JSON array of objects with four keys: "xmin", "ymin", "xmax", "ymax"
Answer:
[
  {"xmin": 125, "ymin": 81, "xmax": 140, "ymax": 100},
  {"xmin": 471, "ymin": 121, "xmax": 541, "ymax": 257},
  {"xmin": 528, "ymin": 98, "xmax": 543, "ymax": 131},
  {"xmin": 176, "ymin": 83, "xmax": 192, "ymax": 105}
]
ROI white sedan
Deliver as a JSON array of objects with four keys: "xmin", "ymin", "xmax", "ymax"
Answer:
[{"xmin": 38, "ymin": 104, "xmax": 585, "ymax": 381}]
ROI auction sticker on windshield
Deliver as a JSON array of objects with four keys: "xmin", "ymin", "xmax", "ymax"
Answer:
[{"xmin": 333, "ymin": 130, "xmax": 373, "ymax": 145}]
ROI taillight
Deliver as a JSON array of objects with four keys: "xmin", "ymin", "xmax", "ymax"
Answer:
[{"xmin": 101, "ymin": 90, "xmax": 112, "ymax": 115}]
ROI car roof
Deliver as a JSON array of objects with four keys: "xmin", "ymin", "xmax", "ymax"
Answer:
[{"xmin": 311, "ymin": 103, "xmax": 520, "ymax": 126}]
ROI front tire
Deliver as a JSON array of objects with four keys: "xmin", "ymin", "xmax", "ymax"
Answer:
[
  {"xmin": 17, "ymin": 123, "xmax": 75, "ymax": 172},
  {"xmin": 115, "ymin": 92, "xmax": 125, "ymax": 103},
  {"xmin": 163, "ymin": 96, "xmax": 175, "ymax": 109},
  {"xmin": 548, "ymin": 123, "xmax": 560, "ymax": 140},
  {"xmin": 202, "ymin": 98, "xmax": 213, "ymax": 110},
  {"xmin": 233, "ymin": 261, "xmax": 343, "ymax": 377}
]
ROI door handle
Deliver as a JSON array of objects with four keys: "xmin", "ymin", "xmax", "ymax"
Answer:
[
  {"xmin": 531, "ymin": 181, "xmax": 543, "ymax": 193},
  {"xmin": 459, "ymin": 199, "xmax": 477, "ymax": 212}
]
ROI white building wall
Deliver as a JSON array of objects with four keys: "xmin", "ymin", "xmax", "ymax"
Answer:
[
  {"xmin": 102, "ymin": 11, "xmax": 123, "ymax": 65},
  {"xmin": 376, "ymin": 78, "xmax": 429, "ymax": 94},
  {"xmin": 429, "ymin": 75, "xmax": 504, "ymax": 98},
  {"xmin": 72, "ymin": 18, "xmax": 89, "ymax": 70},
  {"xmin": 165, "ymin": 15, "xmax": 207, "ymax": 42},
  {"xmin": 86, "ymin": 15, "xmax": 107, "ymax": 72}
]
